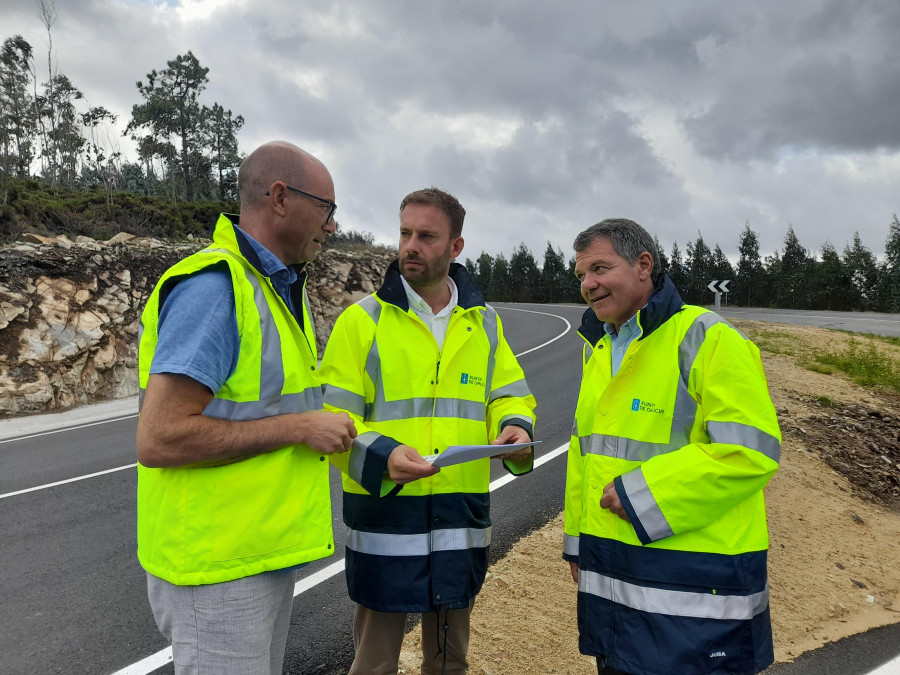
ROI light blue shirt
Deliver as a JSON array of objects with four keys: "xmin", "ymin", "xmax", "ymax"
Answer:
[
  {"xmin": 605, "ymin": 312, "xmax": 643, "ymax": 376},
  {"xmin": 151, "ymin": 226, "xmax": 299, "ymax": 393}
]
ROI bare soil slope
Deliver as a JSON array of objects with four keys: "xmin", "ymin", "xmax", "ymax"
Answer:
[{"xmin": 397, "ymin": 321, "xmax": 900, "ymax": 674}]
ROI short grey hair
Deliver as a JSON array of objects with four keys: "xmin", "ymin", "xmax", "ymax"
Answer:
[{"xmin": 573, "ymin": 218, "xmax": 660, "ymax": 283}]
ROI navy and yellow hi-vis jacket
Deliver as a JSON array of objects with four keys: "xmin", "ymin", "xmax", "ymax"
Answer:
[
  {"xmin": 137, "ymin": 214, "xmax": 334, "ymax": 586},
  {"xmin": 320, "ymin": 262, "xmax": 536, "ymax": 612},
  {"xmin": 564, "ymin": 274, "xmax": 781, "ymax": 675}
]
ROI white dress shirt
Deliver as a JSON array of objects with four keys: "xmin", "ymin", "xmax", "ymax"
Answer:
[{"xmin": 400, "ymin": 275, "xmax": 459, "ymax": 350}]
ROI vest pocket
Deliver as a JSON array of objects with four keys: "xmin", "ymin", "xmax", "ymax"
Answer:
[{"xmin": 210, "ymin": 449, "xmax": 315, "ymax": 562}]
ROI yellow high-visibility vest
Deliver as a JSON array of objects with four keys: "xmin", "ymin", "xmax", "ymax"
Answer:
[{"xmin": 137, "ymin": 214, "xmax": 333, "ymax": 586}]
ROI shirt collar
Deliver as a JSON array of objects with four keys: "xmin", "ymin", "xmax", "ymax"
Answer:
[
  {"xmin": 236, "ymin": 226, "xmax": 296, "ymax": 285},
  {"xmin": 400, "ymin": 275, "xmax": 458, "ymax": 318},
  {"xmin": 603, "ymin": 308, "xmax": 644, "ymax": 339}
]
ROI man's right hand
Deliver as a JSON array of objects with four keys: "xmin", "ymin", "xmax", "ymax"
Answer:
[
  {"xmin": 387, "ymin": 445, "xmax": 440, "ymax": 485},
  {"xmin": 297, "ymin": 410, "xmax": 357, "ymax": 455}
]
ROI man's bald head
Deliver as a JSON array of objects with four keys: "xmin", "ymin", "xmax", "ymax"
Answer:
[{"xmin": 238, "ymin": 141, "xmax": 325, "ymax": 212}]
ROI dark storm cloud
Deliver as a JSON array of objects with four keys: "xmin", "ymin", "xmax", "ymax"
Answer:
[
  {"xmin": 2, "ymin": 0, "xmax": 897, "ymax": 259},
  {"xmin": 683, "ymin": 0, "xmax": 900, "ymax": 159}
]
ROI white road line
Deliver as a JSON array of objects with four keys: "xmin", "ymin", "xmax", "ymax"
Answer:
[
  {"xmin": 0, "ymin": 464, "xmax": 137, "ymax": 500},
  {"xmin": 109, "ymin": 444, "xmax": 572, "ymax": 675},
  {"xmin": 498, "ymin": 306, "xmax": 573, "ymax": 357},
  {"xmin": 869, "ymin": 654, "xmax": 900, "ymax": 674},
  {"xmin": 0, "ymin": 414, "xmax": 138, "ymax": 444}
]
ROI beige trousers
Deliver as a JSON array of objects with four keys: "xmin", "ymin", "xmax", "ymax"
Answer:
[{"xmin": 348, "ymin": 603, "xmax": 474, "ymax": 675}]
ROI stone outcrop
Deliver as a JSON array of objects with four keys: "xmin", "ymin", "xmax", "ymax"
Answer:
[{"xmin": 0, "ymin": 233, "xmax": 394, "ymax": 418}]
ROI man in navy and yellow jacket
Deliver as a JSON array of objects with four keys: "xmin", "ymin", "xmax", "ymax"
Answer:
[
  {"xmin": 320, "ymin": 188, "xmax": 537, "ymax": 675},
  {"xmin": 565, "ymin": 218, "xmax": 780, "ymax": 675}
]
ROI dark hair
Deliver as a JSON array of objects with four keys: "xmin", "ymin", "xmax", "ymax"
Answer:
[
  {"xmin": 573, "ymin": 218, "xmax": 660, "ymax": 283},
  {"xmin": 399, "ymin": 187, "xmax": 466, "ymax": 238}
]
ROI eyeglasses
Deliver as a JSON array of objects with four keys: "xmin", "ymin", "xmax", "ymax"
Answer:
[{"xmin": 266, "ymin": 184, "xmax": 337, "ymax": 223}]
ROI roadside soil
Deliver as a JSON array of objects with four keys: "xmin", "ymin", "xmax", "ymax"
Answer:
[{"xmin": 397, "ymin": 320, "xmax": 900, "ymax": 674}]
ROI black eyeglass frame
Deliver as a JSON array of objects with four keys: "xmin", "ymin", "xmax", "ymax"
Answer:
[{"xmin": 266, "ymin": 183, "xmax": 337, "ymax": 223}]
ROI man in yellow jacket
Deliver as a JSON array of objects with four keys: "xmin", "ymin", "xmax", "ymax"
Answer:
[
  {"xmin": 565, "ymin": 219, "xmax": 780, "ymax": 675},
  {"xmin": 136, "ymin": 141, "xmax": 357, "ymax": 674},
  {"xmin": 320, "ymin": 188, "xmax": 537, "ymax": 674}
]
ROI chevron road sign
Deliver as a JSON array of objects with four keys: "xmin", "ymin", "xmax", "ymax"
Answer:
[{"xmin": 707, "ymin": 279, "xmax": 731, "ymax": 294}]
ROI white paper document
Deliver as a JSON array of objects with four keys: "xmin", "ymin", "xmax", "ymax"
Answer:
[{"xmin": 423, "ymin": 441, "xmax": 542, "ymax": 468}]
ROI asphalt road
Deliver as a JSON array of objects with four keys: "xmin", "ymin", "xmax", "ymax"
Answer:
[
  {"xmin": 1, "ymin": 302, "xmax": 898, "ymax": 674},
  {"xmin": 717, "ymin": 306, "xmax": 900, "ymax": 338}
]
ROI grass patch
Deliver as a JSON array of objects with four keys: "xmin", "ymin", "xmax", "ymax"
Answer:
[
  {"xmin": 810, "ymin": 339, "xmax": 900, "ymax": 393},
  {"xmin": 801, "ymin": 361, "xmax": 837, "ymax": 375},
  {"xmin": 814, "ymin": 395, "xmax": 837, "ymax": 407}
]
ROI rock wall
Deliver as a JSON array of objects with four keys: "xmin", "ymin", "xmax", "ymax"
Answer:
[{"xmin": 0, "ymin": 233, "xmax": 394, "ymax": 418}]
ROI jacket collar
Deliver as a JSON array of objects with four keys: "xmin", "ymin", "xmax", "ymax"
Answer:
[
  {"xmin": 377, "ymin": 261, "xmax": 485, "ymax": 312},
  {"xmin": 578, "ymin": 273, "xmax": 685, "ymax": 347}
]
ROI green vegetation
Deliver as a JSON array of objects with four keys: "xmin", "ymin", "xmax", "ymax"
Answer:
[
  {"xmin": 742, "ymin": 328, "xmax": 797, "ymax": 357},
  {"xmin": 0, "ymin": 177, "xmax": 236, "ymax": 242},
  {"xmin": 806, "ymin": 339, "xmax": 900, "ymax": 394}
]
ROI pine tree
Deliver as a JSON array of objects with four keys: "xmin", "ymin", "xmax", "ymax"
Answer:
[{"xmin": 735, "ymin": 222, "xmax": 763, "ymax": 307}]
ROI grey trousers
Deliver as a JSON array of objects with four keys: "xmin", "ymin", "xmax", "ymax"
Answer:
[
  {"xmin": 348, "ymin": 603, "xmax": 474, "ymax": 675},
  {"xmin": 147, "ymin": 569, "xmax": 296, "ymax": 675}
]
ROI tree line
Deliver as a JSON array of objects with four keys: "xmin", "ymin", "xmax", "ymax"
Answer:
[
  {"xmin": 0, "ymin": 2, "xmax": 243, "ymax": 206},
  {"xmin": 465, "ymin": 217, "xmax": 900, "ymax": 313}
]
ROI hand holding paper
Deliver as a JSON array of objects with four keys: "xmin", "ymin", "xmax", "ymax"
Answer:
[{"xmin": 424, "ymin": 440, "xmax": 541, "ymax": 468}]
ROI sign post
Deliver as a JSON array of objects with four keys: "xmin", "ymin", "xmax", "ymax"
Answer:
[{"xmin": 707, "ymin": 279, "xmax": 731, "ymax": 311}]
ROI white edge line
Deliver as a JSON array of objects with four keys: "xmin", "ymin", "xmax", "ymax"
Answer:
[
  {"xmin": 109, "ymin": 649, "xmax": 173, "ymax": 675},
  {"xmin": 499, "ymin": 306, "xmax": 573, "ymax": 358},
  {"xmin": 867, "ymin": 654, "xmax": 900, "ymax": 675},
  {"xmin": 0, "ymin": 414, "xmax": 139, "ymax": 445},
  {"xmin": 0, "ymin": 464, "xmax": 137, "ymax": 500}
]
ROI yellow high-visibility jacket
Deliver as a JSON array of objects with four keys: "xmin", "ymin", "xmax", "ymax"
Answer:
[
  {"xmin": 564, "ymin": 274, "xmax": 780, "ymax": 675},
  {"xmin": 320, "ymin": 262, "xmax": 536, "ymax": 611},
  {"xmin": 137, "ymin": 214, "xmax": 333, "ymax": 586}
]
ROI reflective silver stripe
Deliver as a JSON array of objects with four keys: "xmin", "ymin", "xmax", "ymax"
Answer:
[
  {"xmin": 348, "ymin": 431, "xmax": 381, "ymax": 484},
  {"xmin": 488, "ymin": 378, "xmax": 532, "ymax": 404},
  {"xmin": 368, "ymin": 397, "xmax": 486, "ymax": 422},
  {"xmin": 203, "ymin": 386, "xmax": 322, "ymax": 420},
  {"xmin": 433, "ymin": 526, "xmax": 491, "ymax": 552},
  {"xmin": 620, "ymin": 467, "xmax": 673, "ymax": 541},
  {"xmin": 346, "ymin": 526, "xmax": 491, "ymax": 556},
  {"xmin": 358, "ymin": 295, "xmax": 382, "ymax": 323},
  {"xmin": 707, "ymin": 421, "xmax": 781, "ymax": 463},
  {"xmin": 579, "ymin": 570, "xmax": 769, "ymax": 621},
  {"xmin": 579, "ymin": 434, "xmax": 673, "ymax": 462},
  {"xmin": 563, "ymin": 534, "xmax": 579, "ymax": 558},
  {"xmin": 483, "ymin": 305, "xmax": 499, "ymax": 399},
  {"xmin": 435, "ymin": 398, "xmax": 486, "ymax": 420},
  {"xmin": 678, "ymin": 312, "xmax": 726, "ymax": 376},
  {"xmin": 244, "ymin": 264, "xmax": 287, "ymax": 405},
  {"xmin": 499, "ymin": 414, "xmax": 531, "ymax": 430},
  {"xmin": 323, "ymin": 384, "xmax": 366, "ymax": 417}
]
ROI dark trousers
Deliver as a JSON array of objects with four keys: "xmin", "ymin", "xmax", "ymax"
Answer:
[{"xmin": 598, "ymin": 664, "xmax": 629, "ymax": 675}]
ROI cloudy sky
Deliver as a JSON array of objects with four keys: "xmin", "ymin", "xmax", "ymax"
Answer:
[{"xmin": 4, "ymin": 0, "xmax": 900, "ymax": 266}]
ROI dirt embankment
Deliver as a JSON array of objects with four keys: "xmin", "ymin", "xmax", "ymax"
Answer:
[{"xmin": 398, "ymin": 321, "xmax": 900, "ymax": 674}]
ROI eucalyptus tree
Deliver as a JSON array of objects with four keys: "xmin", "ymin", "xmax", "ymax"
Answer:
[{"xmin": 0, "ymin": 35, "xmax": 37, "ymax": 189}]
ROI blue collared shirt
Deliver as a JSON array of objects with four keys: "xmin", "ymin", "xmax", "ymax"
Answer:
[
  {"xmin": 605, "ymin": 311, "xmax": 643, "ymax": 376},
  {"xmin": 150, "ymin": 226, "xmax": 298, "ymax": 393}
]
